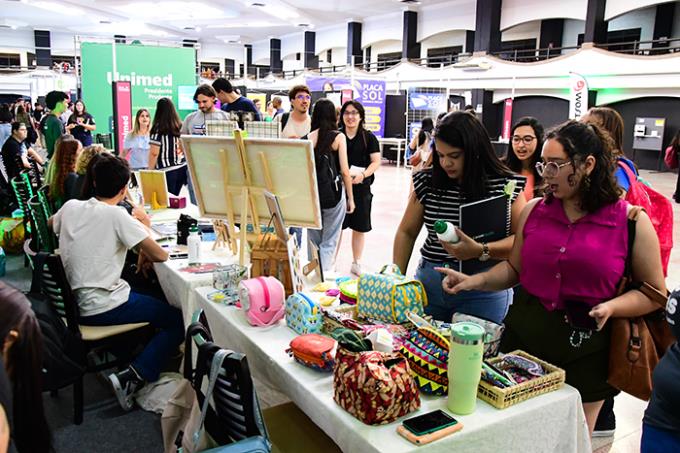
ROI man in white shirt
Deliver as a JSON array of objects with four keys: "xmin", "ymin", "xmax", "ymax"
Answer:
[
  {"xmin": 181, "ymin": 84, "xmax": 230, "ymax": 203},
  {"xmin": 278, "ymin": 85, "xmax": 312, "ymax": 139},
  {"xmin": 181, "ymin": 84, "xmax": 230, "ymax": 136},
  {"xmin": 49, "ymin": 154, "xmax": 183, "ymax": 411}
]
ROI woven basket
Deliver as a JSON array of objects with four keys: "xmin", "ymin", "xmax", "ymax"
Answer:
[
  {"xmin": 322, "ymin": 305, "xmax": 360, "ymax": 334},
  {"xmin": 477, "ymin": 350, "xmax": 565, "ymax": 409}
]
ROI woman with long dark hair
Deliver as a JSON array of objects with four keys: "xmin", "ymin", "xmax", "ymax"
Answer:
[
  {"xmin": 306, "ymin": 98, "xmax": 354, "ymax": 271},
  {"xmin": 393, "ymin": 111, "xmax": 527, "ymax": 323},
  {"xmin": 0, "ymin": 281, "xmax": 51, "ymax": 453},
  {"xmin": 47, "ymin": 137, "xmax": 81, "ymax": 208},
  {"xmin": 336, "ymin": 100, "xmax": 380, "ymax": 275},
  {"xmin": 66, "ymin": 99, "xmax": 96, "ymax": 147},
  {"xmin": 505, "ymin": 117, "xmax": 544, "ymax": 199},
  {"xmin": 436, "ymin": 121, "xmax": 665, "ymax": 437},
  {"xmin": 148, "ymin": 98, "xmax": 187, "ymax": 196}
]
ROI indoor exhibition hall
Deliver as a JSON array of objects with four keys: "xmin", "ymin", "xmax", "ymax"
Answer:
[{"xmin": 0, "ymin": 0, "xmax": 679, "ymax": 452}]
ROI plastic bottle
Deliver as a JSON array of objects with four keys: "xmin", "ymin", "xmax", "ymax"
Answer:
[
  {"xmin": 434, "ymin": 220, "xmax": 460, "ymax": 243},
  {"xmin": 448, "ymin": 322, "xmax": 485, "ymax": 415},
  {"xmin": 187, "ymin": 225, "xmax": 202, "ymax": 264}
]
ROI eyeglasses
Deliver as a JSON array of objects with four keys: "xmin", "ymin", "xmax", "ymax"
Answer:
[
  {"xmin": 295, "ymin": 94, "xmax": 311, "ymax": 101},
  {"xmin": 343, "ymin": 111, "xmax": 360, "ymax": 117},
  {"xmin": 512, "ymin": 135, "xmax": 536, "ymax": 144},
  {"xmin": 535, "ymin": 160, "xmax": 572, "ymax": 178}
]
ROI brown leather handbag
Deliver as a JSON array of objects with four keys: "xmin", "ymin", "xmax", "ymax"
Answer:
[{"xmin": 607, "ymin": 207, "xmax": 674, "ymax": 401}]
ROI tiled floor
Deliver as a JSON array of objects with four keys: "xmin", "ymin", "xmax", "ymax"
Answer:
[{"xmin": 334, "ymin": 163, "xmax": 680, "ymax": 453}]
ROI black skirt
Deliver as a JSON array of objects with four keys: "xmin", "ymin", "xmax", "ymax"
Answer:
[
  {"xmin": 500, "ymin": 286, "xmax": 619, "ymax": 403},
  {"xmin": 342, "ymin": 184, "xmax": 373, "ymax": 233}
]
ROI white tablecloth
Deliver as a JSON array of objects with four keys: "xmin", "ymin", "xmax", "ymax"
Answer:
[
  {"xmin": 154, "ymin": 242, "xmax": 242, "ymax": 325},
  {"xmin": 148, "ymin": 206, "xmax": 243, "ymax": 325},
  {"xmin": 194, "ymin": 287, "xmax": 592, "ymax": 453}
]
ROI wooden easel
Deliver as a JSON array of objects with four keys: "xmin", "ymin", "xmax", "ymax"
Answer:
[{"xmin": 214, "ymin": 130, "xmax": 277, "ymax": 266}]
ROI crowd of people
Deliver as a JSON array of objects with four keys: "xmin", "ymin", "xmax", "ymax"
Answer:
[{"xmin": 0, "ymin": 79, "xmax": 678, "ymax": 453}]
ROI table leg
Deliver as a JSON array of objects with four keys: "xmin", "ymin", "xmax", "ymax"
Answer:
[{"xmin": 397, "ymin": 142, "xmax": 401, "ymax": 168}]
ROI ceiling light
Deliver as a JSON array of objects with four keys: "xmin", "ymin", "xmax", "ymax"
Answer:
[
  {"xmin": 0, "ymin": 19, "xmax": 27, "ymax": 29},
  {"xmin": 249, "ymin": 2, "xmax": 299, "ymax": 19}
]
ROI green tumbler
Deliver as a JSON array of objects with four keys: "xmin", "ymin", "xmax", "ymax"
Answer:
[{"xmin": 447, "ymin": 322, "xmax": 485, "ymax": 415}]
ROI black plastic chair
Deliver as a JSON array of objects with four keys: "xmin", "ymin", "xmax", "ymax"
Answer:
[
  {"xmin": 187, "ymin": 310, "xmax": 341, "ymax": 452},
  {"xmin": 11, "ymin": 172, "xmax": 34, "ymax": 266},
  {"xmin": 38, "ymin": 253, "xmax": 152, "ymax": 424},
  {"xmin": 38, "ymin": 185, "xmax": 55, "ymax": 217},
  {"xmin": 28, "ymin": 194, "xmax": 56, "ymax": 253},
  {"xmin": 186, "ymin": 311, "xmax": 268, "ymax": 446}
]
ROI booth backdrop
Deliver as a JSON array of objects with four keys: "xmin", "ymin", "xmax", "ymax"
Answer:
[{"xmin": 81, "ymin": 42, "xmax": 197, "ymax": 135}]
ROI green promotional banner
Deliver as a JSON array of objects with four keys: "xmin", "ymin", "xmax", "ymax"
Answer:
[{"xmin": 80, "ymin": 42, "xmax": 197, "ymax": 135}]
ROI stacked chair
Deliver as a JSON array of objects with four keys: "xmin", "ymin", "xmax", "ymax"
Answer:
[
  {"xmin": 36, "ymin": 253, "xmax": 152, "ymax": 424},
  {"xmin": 185, "ymin": 310, "xmax": 341, "ymax": 453}
]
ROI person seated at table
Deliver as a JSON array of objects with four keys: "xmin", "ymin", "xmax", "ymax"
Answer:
[
  {"xmin": 393, "ymin": 111, "xmax": 527, "ymax": 324},
  {"xmin": 1, "ymin": 122, "xmax": 44, "ymax": 182},
  {"xmin": 436, "ymin": 120, "xmax": 666, "ymax": 436},
  {"xmin": 49, "ymin": 155, "xmax": 184, "ymax": 411},
  {"xmin": 0, "ymin": 281, "xmax": 51, "ymax": 453},
  {"xmin": 65, "ymin": 143, "xmax": 104, "ymax": 201}
]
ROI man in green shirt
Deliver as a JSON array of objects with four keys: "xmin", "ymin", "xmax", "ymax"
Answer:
[{"xmin": 43, "ymin": 91, "xmax": 69, "ymax": 159}]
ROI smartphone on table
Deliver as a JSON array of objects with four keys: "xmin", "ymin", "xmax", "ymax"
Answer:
[
  {"xmin": 564, "ymin": 300, "xmax": 599, "ymax": 331},
  {"xmin": 398, "ymin": 410, "xmax": 462, "ymax": 445}
]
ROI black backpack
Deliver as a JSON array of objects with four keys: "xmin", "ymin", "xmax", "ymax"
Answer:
[
  {"xmin": 29, "ymin": 254, "xmax": 86, "ymax": 391},
  {"xmin": 280, "ymin": 112, "xmax": 290, "ymax": 131},
  {"xmin": 27, "ymin": 291, "xmax": 86, "ymax": 391},
  {"xmin": 314, "ymin": 132, "xmax": 342, "ymax": 209}
]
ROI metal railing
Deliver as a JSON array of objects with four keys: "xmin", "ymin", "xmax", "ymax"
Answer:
[
  {"xmin": 594, "ymin": 38, "xmax": 680, "ymax": 55},
  {"xmin": 489, "ymin": 45, "xmax": 581, "ymax": 62}
]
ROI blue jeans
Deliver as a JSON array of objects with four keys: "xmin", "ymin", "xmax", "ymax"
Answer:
[
  {"xmin": 642, "ymin": 424, "xmax": 680, "ymax": 453},
  {"xmin": 415, "ymin": 259, "xmax": 512, "ymax": 324},
  {"xmin": 80, "ymin": 291, "xmax": 184, "ymax": 382},
  {"xmin": 308, "ymin": 192, "xmax": 346, "ymax": 272}
]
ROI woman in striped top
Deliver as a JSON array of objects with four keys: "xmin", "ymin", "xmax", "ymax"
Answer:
[
  {"xmin": 148, "ymin": 98, "xmax": 187, "ymax": 196},
  {"xmin": 393, "ymin": 111, "xmax": 527, "ymax": 323}
]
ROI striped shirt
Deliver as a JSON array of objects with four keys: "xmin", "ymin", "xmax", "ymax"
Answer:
[
  {"xmin": 149, "ymin": 133, "xmax": 185, "ymax": 169},
  {"xmin": 413, "ymin": 168, "xmax": 526, "ymax": 263}
]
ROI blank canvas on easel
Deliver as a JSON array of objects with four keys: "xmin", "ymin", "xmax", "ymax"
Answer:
[{"xmin": 181, "ymin": 135, "xmax": 322, "ymax": 229}]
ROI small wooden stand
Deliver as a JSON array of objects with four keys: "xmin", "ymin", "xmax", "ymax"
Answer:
[
  {"xmin": 211, "ymin": 220, "xmax": 232, "ymax": 252},
  {"xmin": 250, "ymin": 229, "xmax": 294, "ymax": 296}
]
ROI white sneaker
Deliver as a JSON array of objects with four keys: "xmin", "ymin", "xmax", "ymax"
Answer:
[{"xmin": 350, "ymin": 262, "xmax": 362, "ymax": 276}]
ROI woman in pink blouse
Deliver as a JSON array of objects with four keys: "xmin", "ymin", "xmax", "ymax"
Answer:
[{"xmin": 436, "ymin": 121, "xmax": 666, "ymax": 437}]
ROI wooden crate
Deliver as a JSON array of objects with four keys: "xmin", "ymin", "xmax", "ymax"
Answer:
[{"xmin": 250, "ymin": 233, "xmax": 293, "ymax": 296}]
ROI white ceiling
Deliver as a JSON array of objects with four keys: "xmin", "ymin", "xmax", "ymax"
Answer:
[{"xmin": 0, "ymin": 0, "xmax": 453, "ymax": 46}]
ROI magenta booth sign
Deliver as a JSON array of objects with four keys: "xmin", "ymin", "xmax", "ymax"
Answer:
[{"xmin": 112, "ymin": 81, "xmax": 132, "ymax": 156}]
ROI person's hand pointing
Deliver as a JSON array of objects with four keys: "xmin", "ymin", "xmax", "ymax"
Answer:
[{"xmin": 434, "ymin": 267, "xmax": 478, "ymax": 294}]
